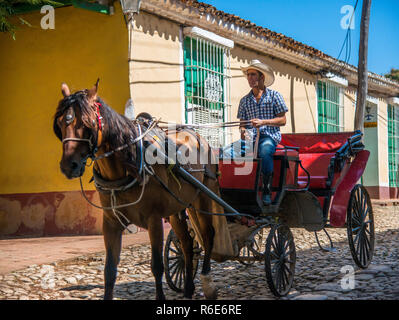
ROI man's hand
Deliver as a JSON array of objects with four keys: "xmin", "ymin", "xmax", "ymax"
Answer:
[
  {"xmin": 250, "ymin": 113, "xmax": 287, "ymax": 128},
  {"xmin": 251, "ymin": 118, "xmax": 267, "ymax": 128},
  {"xmin": 240, "ymin": 127, "xmax": 246, "ymax": 140}
]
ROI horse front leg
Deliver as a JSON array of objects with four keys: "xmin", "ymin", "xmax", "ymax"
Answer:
[
  {"xmin": 103, "ymin": 216, "xmax": 123, "ymax": 300},
  {"xmin": 147, "ymin": 215, "xmax": 165, "ymax": 300},
  {"xmin": 169, "ymin": 211, "xmax": 195, "ymax": 299}
]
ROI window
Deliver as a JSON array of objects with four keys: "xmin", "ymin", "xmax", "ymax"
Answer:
[
  {"xmin": 317, "ymin": 81, "xmax": 344, "ymax": 132},
  {"xmin": 183, "ymin": 29, "xmax": 232, "ymax": 148},
  {"xmin": 388, "ymin": 104, "xmax": 399, "ymax": 187}
]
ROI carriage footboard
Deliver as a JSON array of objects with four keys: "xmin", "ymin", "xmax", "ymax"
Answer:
[{"xmin": 277, "ymin": 191, "xmax": 324, "ymax": 232}]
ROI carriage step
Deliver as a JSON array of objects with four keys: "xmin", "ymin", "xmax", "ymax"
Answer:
[{"xmin": 314, "ymin": 228, "xmax": 337, "ymax": 253}]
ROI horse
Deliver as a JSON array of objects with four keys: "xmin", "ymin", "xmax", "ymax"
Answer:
[{"xmin": 53, "ymin": 80, "xmax": 220, "ymax": 300}]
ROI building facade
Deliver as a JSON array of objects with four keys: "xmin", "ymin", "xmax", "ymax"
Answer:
[{"xmin": 0, "ymin": 0, "xmax": 398, "ymax": 237}]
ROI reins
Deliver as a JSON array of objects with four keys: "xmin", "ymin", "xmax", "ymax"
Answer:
[{"xmin": 66, "ymin": 102, "xmax": 258, "ymax": 230}]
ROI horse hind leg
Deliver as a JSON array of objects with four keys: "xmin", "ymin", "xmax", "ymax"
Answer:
[
  {"xmin": 169, "ymin": 211, "xmax": 195, "ymax": 299},
  {"xmin": 147, "ymin": 215, "xmax": 166, "ymax": 300},
  {"xmin": 195, "ymin": 198, "xmax": 217, "ymax": 300}
]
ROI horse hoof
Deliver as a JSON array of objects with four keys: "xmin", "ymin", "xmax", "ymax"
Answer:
[
  {"xmin": 156, "ymin": 294, "xmax": 166, "ymax": 300},
  {"xmin": 200, "ymin": 274, "xmax": 218, "ymax": 300}
]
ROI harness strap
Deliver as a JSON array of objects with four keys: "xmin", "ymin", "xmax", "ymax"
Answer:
[{"xmin": 62, "ymin": 137, "xmax": 93, "ymax": 150}]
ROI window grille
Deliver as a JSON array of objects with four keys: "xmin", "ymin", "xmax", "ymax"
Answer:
[
  {"xmin": 317, "ymin": 81, "xmax": 344, "ymax": 132},
  {"xmin": 183, "ymin": 35, "xmax": 232, "ymax": 148},
  {"xmin": 388, "ymin": 104, "xmax": 399, "ymax": 187}
]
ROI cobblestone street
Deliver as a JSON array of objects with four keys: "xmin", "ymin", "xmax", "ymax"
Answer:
[{"xmin": 0, "ymin": 205, "xmax": 398, "ymax": 300}]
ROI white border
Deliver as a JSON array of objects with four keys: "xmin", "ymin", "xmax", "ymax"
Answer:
[
  {"xmin": 366, "ymin": 95, "xmax": 379, "ymax": 104},
  {"xmin": 388, "ymin": 97, "xmax": 399, "ymax": 106},
  {"xmin": 324, "ymin": 72, "xmax": 348, "ymax": 87},
  {"xmin": 183, "ymin": 27, "xmax": 234, "ymax": 48}
]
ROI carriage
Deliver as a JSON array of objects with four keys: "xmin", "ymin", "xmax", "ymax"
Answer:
[
  {"xmin": 55, "ymin": 82, "xmax": 375, "ymax": 300},
  {"xmin": 163, "ymin": 130, "xmax": 375, "ymax": 297}
]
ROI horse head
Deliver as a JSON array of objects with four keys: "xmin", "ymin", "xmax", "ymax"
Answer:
[{"xmin": 53, "ymin": 80, "xmax": 102, "ymax": 179}]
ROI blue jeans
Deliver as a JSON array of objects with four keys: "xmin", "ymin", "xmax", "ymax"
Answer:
[
  {"xmin": 257, "ymin": 135, "xmax": 277, "ymax": 175},
  {"xmin": 219, "ymin": 134, "xmax": 276, "ymax": 175}
]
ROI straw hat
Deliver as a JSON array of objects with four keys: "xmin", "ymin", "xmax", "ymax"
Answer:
[{"xmin": 241, "ymin": 59, "xmax": 275, "ymax": 87}]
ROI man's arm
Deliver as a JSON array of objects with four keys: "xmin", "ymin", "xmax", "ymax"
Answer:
[{"xmin": 251, "ymin": 112, "xmax": 287, "ymax": 128}]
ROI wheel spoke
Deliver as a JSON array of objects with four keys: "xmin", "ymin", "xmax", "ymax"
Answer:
[
  {"xmin": 271, "ymin": 239, "xmax": 279, "ymax": 254},
  {"xmin": 273, "ymin": 233, "xmax": 279, "ymax": 253},
  {"xmin": 168, "ymin": 256, "xmax": 180, "ymax": 261},
  {"xmin": 178, "ymin": 267, "xmax": 184, "ymax": 289},
  {"xmin": 272, "ymin": 261, "xmax": 280, "ymax": 273},
  {"xmin": 360, "ymin": 206, "xmax": 369, "ymax": 223},
  {"xmin": 171, "ymin": 262, "xmax": 180, "ymax": 281},
  {"xmin": 351, "ymin": 215, "xmax": 362, "ymax": 226},
  {"xmin": 283, "ymin": 239, "xmax": 290, "ymax": 253},
  {"xmin": 353, "ymin": 198, "xmax": 361, "ymax": 220},
  {"xmin": 270, "ymin": 251, "xmax": 280, "ymax": 259},
  {"xmin": 359, "ymin": 232, "xmax": 364, "ymax": 265},
  {"xmin": 361, "ymin": 191, "xmax": 367, "ymax": 218},
  {"xmin": 169, "ymin": 247, "xmax": 179, "ymax": 255},
  {"xmin": 280, "ymin": 266, "xmax": 286, "ymax": 292},
  {"xmin": 354, "ymin": 228, "xmax": 361, "ymax": 245},
  {"xmin": 362, "ymin": 236, "xmax": 368, "ymax": 266},
  {"xmin": 363, "ymin": 231, "xmax": 371, "ymax": 252},
  {"xmin": 275, "ymin": 264, "xmax": 281, "ymax": 291},
  {"xmin": 283, "ymin": 263, "xmax": 293, "ymax": 276},
  {"xmin": 282, "ymin": 265, "xmax": 289, "ymax": 288},
  {"xmin": 169, "ymin": 258, "xmax": 180, "ymax": 272},
  {"xmin": 174, "ymin": 266, "xmax": 180, "ymax": 286}
]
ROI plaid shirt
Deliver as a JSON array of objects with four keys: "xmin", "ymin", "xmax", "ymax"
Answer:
[{"xmin": 237, "ymin": 88, "xmax": 288, "ymax": 144}]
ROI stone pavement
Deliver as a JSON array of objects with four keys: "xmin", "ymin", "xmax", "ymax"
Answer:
[{"xmin": 0, "ymin": 205, "xmax": 397, "ymax": 300}]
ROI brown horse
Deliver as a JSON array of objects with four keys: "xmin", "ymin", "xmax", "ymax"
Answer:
[{"xmin": 53, "ymin": 81, "xmax": 220, "ymax": 300}]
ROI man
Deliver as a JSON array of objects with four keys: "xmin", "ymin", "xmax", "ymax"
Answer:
[{"xmin": 238, "ymin": 59, "xmax": 288, "ymax": 205}]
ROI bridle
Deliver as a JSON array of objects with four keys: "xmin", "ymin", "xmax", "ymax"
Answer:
[{"xmin": 61, "ymin": 101, "xmax": 103, "ymax": 161}]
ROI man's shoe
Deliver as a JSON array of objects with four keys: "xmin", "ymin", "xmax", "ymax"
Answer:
[{"xmin": 262, "ymin": 193, "xmax": 271, "ymax": 206}]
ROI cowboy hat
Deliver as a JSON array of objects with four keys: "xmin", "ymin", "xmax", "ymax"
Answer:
[{"xmin": 241, "ymin": 59, "xmax": 275, "ymax": 87}]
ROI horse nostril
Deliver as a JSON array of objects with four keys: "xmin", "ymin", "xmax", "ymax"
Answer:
[{"xmin": 71, "ymin": 161, "xmax": 79, "ymax": 171}]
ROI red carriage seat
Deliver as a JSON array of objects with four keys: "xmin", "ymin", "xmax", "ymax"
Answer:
[{"xmin": 280, "ymin": 132, "xmax": 358, "ymax": 190}]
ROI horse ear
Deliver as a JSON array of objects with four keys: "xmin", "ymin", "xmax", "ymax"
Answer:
[
  {"xmin": 88, "ymin": 78, "xmax": 100, "ymax": 101},
  {"xmin": 61, "ymin": 83, "xmax": 70, "ymax": 97}
]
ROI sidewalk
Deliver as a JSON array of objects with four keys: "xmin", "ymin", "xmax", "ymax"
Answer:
[{"xmin": 0, "ymin": 225, "xmax": 171, "ymax": 275}]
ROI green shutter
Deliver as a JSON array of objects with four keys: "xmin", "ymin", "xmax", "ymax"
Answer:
[
  {"xmin": 388, "ymin": 104, "xmax": 399, "ymax": 187},
  {"xmin": 317, "ymin": 80, "xmax": 343, "ymax": 133},
  {"xmin": 183, "ymin": 36, "xmax": 230, "ymax": 147}
]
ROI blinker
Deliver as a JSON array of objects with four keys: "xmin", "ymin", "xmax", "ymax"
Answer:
[{"xmin": 65, "ymin": 107, "xmax": 75, "ymax": 125}]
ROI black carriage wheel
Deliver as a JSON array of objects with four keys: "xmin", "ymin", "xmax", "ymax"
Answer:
[
  {"xmin": 248, "ymin": 225, "xmax": 269, "ymax": 259},
  {"xmin": 347, "ymin": 184, "xmax": 375, "ymax": 268},
  {"xmin": 239, "ymin": 244, "xmax": 256, "ymax": 266},
  {"xmin": 163, "ymin": 229, "xmax": 200, "ymax": 293},
  {"xmin": 264, "ymin": 224, "xmax": 296, "ymax": 297}
]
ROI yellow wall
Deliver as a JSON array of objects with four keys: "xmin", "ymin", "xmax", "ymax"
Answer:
[{"xmin": 0, "ymin": 4, "xmax": 129, "ymax": 194}]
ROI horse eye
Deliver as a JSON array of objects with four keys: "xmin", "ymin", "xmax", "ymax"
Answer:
[{"xmin": 65, "ymin": 108, "xmax": 75, "ymax": 124}]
